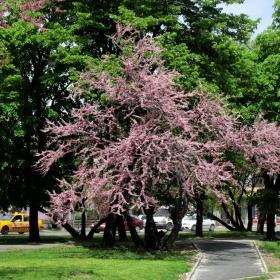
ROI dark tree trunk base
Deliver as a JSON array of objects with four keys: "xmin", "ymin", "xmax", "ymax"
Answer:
[
  {"xmin": 102, "ymin": 213, "xmax": 117, "ymax": 247},
  {"xmin": 29, "ymin": 204, "xmax": 40, "ymax": 242}
]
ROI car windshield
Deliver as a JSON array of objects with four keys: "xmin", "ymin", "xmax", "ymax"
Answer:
[
  {"xmin": 154, "ymin": 209, "xmax": 169, "ymax": 217},
  {"xmin": 0, "ymin": 214, "xmax": 13, "ymax": 221},
  {"xmin": 183, "ymin": 216, "xmax": 196, "ymax": 221},
  {"xmin": 154, "ymin": 213, "xmax": 168, "ymax": 218}
]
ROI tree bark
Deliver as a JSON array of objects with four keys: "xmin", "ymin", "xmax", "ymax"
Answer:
[
  {"xmin": 195, "ymin": 193, "xmax": 204, "ymax": 237},
  {"xmin": 144, "ymin": 207, "xmax": 162, "ymax": 249},
  {"xmin": 247, "ymin": 205, "xmax": 253, "ymax": 231},
  {"xmin": 38, "ymin": 207, "xmax": 81, "ymax": 238},
  {"xmin": 257, "ymin": 213, "xmax": 265, "ymax": 234},
  {"xmin": 62, "ymin": 223, "xmax": 81, "ymax": 238},
  {"xmin": 87, "ymin": 217, "xmax": 107, "ymax": 238},
  {"xmin": 117, "ymin": 215, "xmax": 127, "ymax": 241},
  {"xmin": 263, "ymin": 172, "xmax": 279, "ymax": 240},
  {"xmin": 29, "ymin": 203, "xmax": 40, "ymax": 241},
  {"xmin": 164, "ymin": 199, "xmax": 188, "ymax": 247},
  {"xmin": 102, "ymin": 213, "xmax": 117, "ymax": 247},
  {"xmin": 266, "ymin": 213, "xmax": 276, "ymax": 240},
  {"xmin": 228, "ymin": 188, "xmax": 246, "ymax": 231},
  {"xmin": 221, "ymin": 201, "xmax": 245, "ymax": 230},
  {"xmin": 80, "ymin": 210, "xmax": 86, "ymax": 238},
  {"xmin": 206, "ymin": 212, "xmax": 238, "ymax": 231},
  {"xmin": 123, "ymin": 212, "xmax": 145, "ymax": 248}
]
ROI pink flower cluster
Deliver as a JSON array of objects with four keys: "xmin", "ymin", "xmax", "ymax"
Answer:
[{"xmin": 0, "ymin": 0, "xmax": 64, "ymax": 29}]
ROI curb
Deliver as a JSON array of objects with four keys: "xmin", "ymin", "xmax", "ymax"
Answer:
[
  {"xmin": 253, "ymin": 240, "xmax": 268, "ymax": 273},
  {"xmin": 186, "ymin": 242, "xmax": 203, "ymax": 280}
]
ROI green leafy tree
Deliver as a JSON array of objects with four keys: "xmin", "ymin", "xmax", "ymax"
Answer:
[
  {"xmin": 0, "ymin": 4, "xmax": 89, "ymax": 240},
  {"xmin": 237, "ymin": 1, "xmax": 280, "ymax": 239}
]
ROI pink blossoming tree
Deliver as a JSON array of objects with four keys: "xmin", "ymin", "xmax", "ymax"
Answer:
[
  {"xmin": 36, "ymin": 23, "xmax": 280, "ymax": 247},
  {"xmin": 240, "ymin": 116, "xmax": 280, "ymax": 240},
  {"xmin": 0, "ymin": 0, "xmax": 63, "ymax": 29}
]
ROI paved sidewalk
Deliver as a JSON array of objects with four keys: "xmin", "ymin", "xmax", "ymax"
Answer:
[
  {"xmin": 0, "ymin": 241, "xmax": 75, "ymax": 252},
  {"xmin": 190, "ymin": 239, "xmax": 263, "ymax": 280},
  {"xmin": 188, "ymin": 239, "xmax": 279, "ymax": 280}
]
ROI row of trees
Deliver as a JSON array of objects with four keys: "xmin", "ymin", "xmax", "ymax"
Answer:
[{"xmin": 0, "ymin": 0, "xmax": 279, "ymax": 246}]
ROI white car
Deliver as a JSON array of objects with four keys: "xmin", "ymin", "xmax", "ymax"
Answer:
[
  {"xmin": 181, "ymin": 215, "xmax": 215, "ymax": 231},
  {"xmin": 153, "ymin": 210, "xmax": 173, "ymax": 231}
]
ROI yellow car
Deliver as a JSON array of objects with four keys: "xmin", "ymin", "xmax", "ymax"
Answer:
[{"xmin": 0, "ymin": 213, "xmax": 44, "ymax": 235}]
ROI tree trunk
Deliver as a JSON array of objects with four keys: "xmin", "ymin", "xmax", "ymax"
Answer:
[
  {"xmin": 102, "ymin": 213, "xmax": 117, "ymax": 247},
  {"xmin": 87, "ymin": 217, "xmax": 107, "ymax": 238},
  {"xmin": 117, "ymin": 215, "xmax": 127, "ymax": 241},
  {"xmin": 123, "ymin": 212, "xmax": 145, "ymax": 248},
  {"xmin": 29, "ymin": 203, "xmax": 40, "ymax": 241},
  {"xmin": 62, "ymin": 223, "xmax": 81, "ymax": 238},
  {"xmin": 144, "ymin": 207, "xmax": 162, "ymax": 249},
  {"xmin": 80, "ymin": 210, "xmax": 86, "ymax": 238},
  {"xmin": 38, "ymin": 207, "xmax": 81, "ymax": 238},
  {"xmin": 221, "ymin": 202, "xmax": 245, "ymax": 230},
  {"xmin": 195, "ymin": 194, "xmax": 204, "ymax": 237},
  {"xmin": 164, "ymin": 199, "xmax": 188, "ymax": 247},
  {"xmin": 207, "ymin": 212, "xmax": 238, "ymax": 231},
  {"xmin": 228, "ymin": 188, "xmax": 246, "ymax": 231},
  {"xmin": 257, "ymin": 213, "xmax": 265, "ymax": 234},
  {"xmin": 233, "ymin": 203, "xmax": 245, "ymax": 230},
  {"xmin": 266, "ymin": 213, "xmax": 276, "ymax": 240},
  {"xmin": 247, "ymin": 205, "xmax": 253, "ymax": 231},
  {"xmin": 263, "ymin": 172, "xmax": 279, "ymax": 240}
]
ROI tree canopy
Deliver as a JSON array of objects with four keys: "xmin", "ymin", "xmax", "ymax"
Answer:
[{"xmin": 36, "ymin": 23, "xmax": 280, "ymax": 245}]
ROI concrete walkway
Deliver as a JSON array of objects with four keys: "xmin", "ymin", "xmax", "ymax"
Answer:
[{"xmin": 188, "ymin": 239, "xmax": 280, "ymax": 280}]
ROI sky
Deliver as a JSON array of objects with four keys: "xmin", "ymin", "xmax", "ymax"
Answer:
[{"xmin": 220, "ymin": 0, "xmax": 275, "ymax": 37}]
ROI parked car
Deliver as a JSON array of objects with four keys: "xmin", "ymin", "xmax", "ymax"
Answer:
[
  {"xmin": 153, "ymin": 208, "xmax": 173, "ymax": 231},
  {"xmin": 138, "ymin": 215, "xmax": 146, "ymax": 226},
  {"xmin": 90, "ymin": 215, "xmax": 144, "ymax": 233},
  {"xmin": 0, "ymin": 213, "xmax": 44, "ymax": 235},
  {"xmin": 181, "ymin": 215, "xmax": 215, "ymax": 231}
]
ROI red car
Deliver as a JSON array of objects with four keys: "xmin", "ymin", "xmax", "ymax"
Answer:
[{"xmin": 90, "ymin": 215, "xmax": 144, "ymax": 233}]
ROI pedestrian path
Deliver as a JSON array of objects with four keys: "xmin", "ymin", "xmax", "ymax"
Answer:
[{"xmin": 188, "ymin": 239, "xmax": 265, "ymax": 280}]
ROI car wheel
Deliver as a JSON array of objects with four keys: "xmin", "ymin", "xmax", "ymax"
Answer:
[
  {"xmin": 1, "ymin": 226, "xmax": 9, "ymax": 235},
  {"xmin": 210, "ymin": 224, "xmax": 215, "ymax": 231},
  {"xmin": 166, "ymin": 222, "xmax": 173, "ymax": 231},
  {"xmin": 191, "ymin": 225, "xmax": 196, "ymax": 231},
  {"xmin": 135, "ymin": 226, "xmax": 140, "ymax": 233},
  {"xmin": 19, "ymin": 232, "xmax": 24, "ymax": 234}
]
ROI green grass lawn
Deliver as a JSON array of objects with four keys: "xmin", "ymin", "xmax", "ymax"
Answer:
[
  {"xmin": 260, "ymin": 241, "xmax": 280, "ymax": 259},
  {"xmin": 0, "ymin": 230, "xmax": 278, "ymax": 280},
  {"xmin": 0, "ymin": 235, "xmax": 195, "ymax": 280},
  {"xmin": 258, "ymin": 240, "xmax": 280, "ymax": 272}
]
